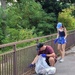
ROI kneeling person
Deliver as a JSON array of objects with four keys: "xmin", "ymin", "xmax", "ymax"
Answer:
[{"xmin": 29, "ymin": 43, "xmax": 57, "ymax": 67}]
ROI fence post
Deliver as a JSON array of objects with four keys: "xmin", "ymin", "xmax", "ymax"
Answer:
[
  {"xmin": 13, "ymin": 45, "xmax": 17, "ymax": 75},
  {"xmin": 36, "ymin": 39, "xmax": 39, "ymax": 44}
]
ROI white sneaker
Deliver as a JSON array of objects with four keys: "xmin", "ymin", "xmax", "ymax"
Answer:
[{"xmin": 59, "ymin": 58, "xmax": 64, "ymax": 63}]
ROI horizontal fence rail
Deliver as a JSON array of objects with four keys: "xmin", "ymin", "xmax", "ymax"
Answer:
[{"xmin": 0, "ymin": 30, "xmax": 75, "ymax": 75}]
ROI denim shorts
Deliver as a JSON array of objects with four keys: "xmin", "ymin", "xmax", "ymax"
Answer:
[{"xmin": 57, "ymin": 37, "xmax": 67, "ymax": 44}]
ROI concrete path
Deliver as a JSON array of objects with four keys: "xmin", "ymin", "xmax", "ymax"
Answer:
[
  {"xmin": 33, "ymin": 46, "xmax": 75, "ymax": 75},
  {"xmin": 55, "ymin": 46, "xmax": 75, "ymax": 75}
]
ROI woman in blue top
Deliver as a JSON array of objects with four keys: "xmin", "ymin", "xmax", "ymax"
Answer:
[{"xmin": 56, "ymin": 22, "xmax": 67, "ymax": 62}]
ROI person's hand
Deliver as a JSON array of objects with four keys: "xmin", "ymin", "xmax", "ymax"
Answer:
[
  {"xmin": 41, "ymin": 54, "xmax": 46, "ymax": 57},
  {"xmin": 54, "ymin": 38, "xmax": 58, "ymax": 44},
  {"xmin": 64, "ymin": 37, "xmax": 66, "ymax": 40},
  {"xmin": 29, "ymin": 64, "xmax": 35, "ymax": 68}
]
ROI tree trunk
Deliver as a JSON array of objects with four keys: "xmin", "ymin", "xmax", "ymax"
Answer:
[
  {"xmin": 1, "ymin": 0, "xmax": 6, "ymax": 9},
  {"xmin": 0, "ymin": 0, "xmax": 7, "ymax": 44}
]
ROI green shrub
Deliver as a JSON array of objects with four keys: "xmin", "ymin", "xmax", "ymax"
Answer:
[{"xmin": 58, "ymin": 5, "xmax": 75, "ymax": 30}]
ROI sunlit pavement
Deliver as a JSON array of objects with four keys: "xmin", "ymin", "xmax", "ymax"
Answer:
[
  {"xmin": 55, "ymin": 46, "xmax": 75, "ymax": 75},
  {"xmin": 33, "ymin": 46, "xmax": 75, "ymax": 75}
]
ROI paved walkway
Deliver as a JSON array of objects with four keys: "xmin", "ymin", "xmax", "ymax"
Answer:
[
  {"xmin": 33, "ymin": 46, "xmax": 75, "ymax": 75},
  {"xmin": 55, "ymin": 46, "xmax": 75, "ymax": 75}
]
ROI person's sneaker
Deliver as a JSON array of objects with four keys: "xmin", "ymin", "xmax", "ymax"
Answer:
[{"xmin": 59, "ymin": 58, "xmax": 64, "ymax": 63}]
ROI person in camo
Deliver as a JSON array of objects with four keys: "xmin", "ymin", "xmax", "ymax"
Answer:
[{"xmin": 29, "ymin": 43, "xmax": 57, "ymax": 67}]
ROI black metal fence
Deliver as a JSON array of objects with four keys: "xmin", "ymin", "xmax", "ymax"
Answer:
[{"xmin": 0, "ymin": 30, "xmax": 75, "ymax": 75}]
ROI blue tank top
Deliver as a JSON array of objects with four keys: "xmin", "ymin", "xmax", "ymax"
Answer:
[{"xmin": 59, "ymin": 31, "xmax": 65, "ymax": 37}]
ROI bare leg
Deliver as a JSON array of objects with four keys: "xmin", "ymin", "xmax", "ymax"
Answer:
[
  {"xmin": 49, "ymin": 57, "xmax": 55, "ymax": 66},
  {"xmin": 57, "ymin": 43, "xmax": 66, "ymax": 62},
  {"xmin": 57, "ymin": 44, "xmax": 62, "ymax": 57},
  {"xmin": 61, "ymin": 44, "xmax": 66, "ymax": 58}
]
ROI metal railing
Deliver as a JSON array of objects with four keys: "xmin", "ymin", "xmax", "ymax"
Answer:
[{"xmin": 0, "ymin": 30, "xmax": 75, "ymax": 75}]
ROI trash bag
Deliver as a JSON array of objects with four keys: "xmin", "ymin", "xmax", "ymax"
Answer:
[{"xmin": 35, "ymin": 55, "xmax": 56, "ymax": 75}]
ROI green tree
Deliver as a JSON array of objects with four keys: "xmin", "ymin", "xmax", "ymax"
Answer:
[
  {"xmin": 58, "ymin": 6, "xmax": 75, "ymax": 30},
  {"xmin": 0, "ymin": 6, "xmax": 6, "ymax": 44}
]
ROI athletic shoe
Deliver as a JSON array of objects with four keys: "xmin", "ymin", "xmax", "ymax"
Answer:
[{"xmin": 59, "ymin": 58, "xmax": 64, "ymax": 63}]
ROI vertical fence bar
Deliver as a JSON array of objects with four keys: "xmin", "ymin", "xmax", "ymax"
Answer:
[
  {"xmin": 36, "ymin": 39, "xmax": 39, "ymax": 44},
  {"xmin": 74, "ymin": 31, "xmax": 75, "ymax": 45},
  {"xmin": 13, "ymin": 45, "xmax": 17, "ymax": 75},
  {"xmin": 1, "ymin": 56, "xmax": 3, "ymax": 75},
  {"xmin": 0, "ymin": 59, "xmax": 1, "ymax": 75},
  {"xmin": 11, "ymin": 53, "xmax": 13, "ymax": 75}
]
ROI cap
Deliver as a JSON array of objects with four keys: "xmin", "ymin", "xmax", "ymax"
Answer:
[
  {"xmin": 56, "ymin": 22, "xmax": 62, "ymax": 29},
  {"xmin": 36, "ymin": 43, "xmax": 44, "ymax": 50}
]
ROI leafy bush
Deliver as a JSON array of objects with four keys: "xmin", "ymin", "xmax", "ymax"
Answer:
[
  {"xmin": 58, "ymin": 5, "xmax": 75, "ymax": 30},
  {"xmin": 2, "ymin": 27, "xmax": 37, "ymax": 43}
]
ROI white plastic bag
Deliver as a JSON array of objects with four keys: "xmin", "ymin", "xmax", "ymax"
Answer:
[{"xmin": 35, "ymin": 55, "xmax": 56, "ymax": 75}]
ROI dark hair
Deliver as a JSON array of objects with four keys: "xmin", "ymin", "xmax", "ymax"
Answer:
[
  {"xmin": 62, "ymin": 25, "xmax": 65, "ymax": 28},
  {"xmin": 36, "ymin": 43, "xmax": 44, "ymax": 50}
]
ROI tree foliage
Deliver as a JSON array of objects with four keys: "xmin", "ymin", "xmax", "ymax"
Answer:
[
  {"xmin": 0, "ymin": 0, "xmax": 75, "ymax": 46},
  {"xmin": 58, "ymin": 5, "xmax": 75, "ymax": 30}
]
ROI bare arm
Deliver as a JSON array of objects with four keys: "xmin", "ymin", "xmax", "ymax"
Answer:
[
  {"xmin": 57, "ymin": 29, "xmax": 59, "ymax": 38},
  {"xmin": 46, "ymin": 53, "xmax": 56, "ymax": 58},
  {"xmin": 31, "ymin": 55, "xmax": 39, "ymax": 64},
  {"xmin": 64, "ymin": 28, "xmax": 67, "ymax": 38}
]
